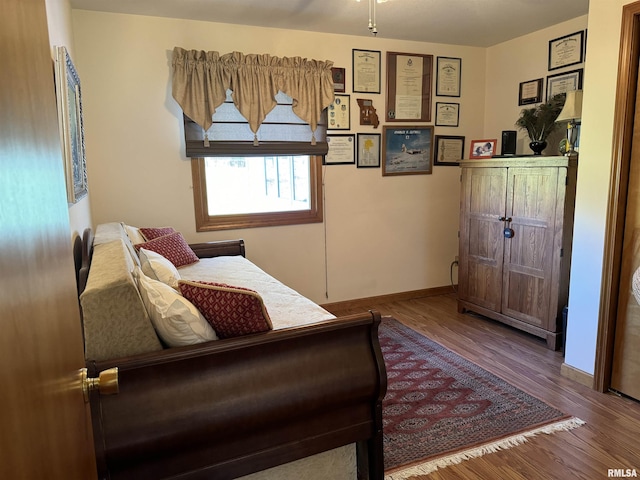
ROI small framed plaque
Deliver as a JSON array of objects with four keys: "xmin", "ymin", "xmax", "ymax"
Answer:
[
  {"xmin": 435, "ymin": 102, "xmax": 460, "ymax": 127},
  {"xmin": 518, "ymin": 78, "xmax": 543, "ymax": 105},
  {"xmin": 331, "ymin": 67, "xmax": 346, "ymax": 93}
]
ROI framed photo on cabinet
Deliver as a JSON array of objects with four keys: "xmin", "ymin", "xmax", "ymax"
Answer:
[
  {"xmin": 382, "ymin": 125, "xmax": 433, "ymax": 176},
  {"xmin": 469, "ymin": 138, "xmax": 497, "ymax": 159},
  {"xmin": 385, "ymin": 51, "xmax": 433, "ymax": 122}
]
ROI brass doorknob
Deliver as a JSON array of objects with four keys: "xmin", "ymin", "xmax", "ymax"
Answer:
[{"xmin": 81, "ymin": 367, "xmax": 119, "ymax": 402}]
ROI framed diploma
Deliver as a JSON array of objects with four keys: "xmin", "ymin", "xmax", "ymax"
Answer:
[
  {"xmin": 382, "ymin": 125, "xmax": 434, "ymax": 176},
  {"xmin": 352, "ymin": 49, "xmax": 381, "ymax": 94},
  {"xmin": 548, "ymin": 31, "xmax": 584, "ymax": 71},
  {"xmin": 546, "ymin": 69, "xmax": 583, "ymax": 101},
  {"xmin": 435, "ymin": 102, "xmax": 460, "ymax": 127},
  {"xmin": 357, "ymin": 133, "xmax": 381, "ymax": 168},
  {"xmin": 328, "ymin": 94, "xmax": 350, "ymax": 130},
  {"xmin": 433, "ymin": 135, "xmax": 465, "ymax": 166},
  {"xmin": 436, "ymin": 57, "xmax": 461, "ymax": 97},
  {"xmin": 324, "ymin": 134, "xmax": 355, "ymax": 165},
  {"xmin": 518, "ymin": 78, "xmax": 543, "ymax": 105},
  {"xmin": 385, "ymin": 51, "xmax": 433, "ymax": 123}
]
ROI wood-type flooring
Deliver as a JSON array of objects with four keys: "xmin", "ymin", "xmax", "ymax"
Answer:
[{"xmin": 327, "ymin": 293, "xmax": 640, "ymax": 480}]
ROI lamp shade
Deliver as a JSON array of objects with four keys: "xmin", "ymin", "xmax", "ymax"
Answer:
[{"xmin": 556, "ymin": 89, "xmax": 583, "ymax": 122}]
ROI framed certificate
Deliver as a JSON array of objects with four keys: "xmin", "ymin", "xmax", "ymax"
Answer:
[
  {"xmin": 352, "ymin": 49, "xmax": 381, "ymax": 94},
  {"xmin": 436, "ymin": 57, "xmax": 461, "ymax": 97},
  {"xmin": 328, "ymin": 94, "xmax": 350, "ymax": 130},
  {"xmin": 385, "ymin": 51, "xmax": 433, "ymax": 122},
  {"xmin": 324, "ymin": 134, "xmax": 355, "ymax": 165},
  {"xmin": 548, "ymin": 31, "xmax": 585, "ymax": 71},
  {"xmin": 546, "ymin": 69, "xmax": 583, "ymax": 100},
  {"xmin": 357, "ymin": 133, "xmax": 381, "ymax": 168},
  {"xmin": 435, "ymin": 102, "xmax": 460, "ymax": 127},
  {"xmin": 434, "ymin": 135, "xmax": 465, "ymax": 166},
  {"xmin": 518, "ymin": 78, "xmax": 543, "ymax": 105}
]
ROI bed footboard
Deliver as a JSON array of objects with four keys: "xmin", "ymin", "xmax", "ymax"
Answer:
[{"xmin": 87, "ymin": 311, "xmax": 386, "ymax": 480}]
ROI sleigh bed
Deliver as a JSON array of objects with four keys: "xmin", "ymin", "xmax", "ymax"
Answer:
[{"xmin": 76, "ymin": 222, "xmax": 386, "ymax": 480}]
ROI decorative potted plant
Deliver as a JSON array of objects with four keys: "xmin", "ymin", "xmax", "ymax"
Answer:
[{"xmin": 515, "ymin": 93, "xmax": 566, "ymax": 155}]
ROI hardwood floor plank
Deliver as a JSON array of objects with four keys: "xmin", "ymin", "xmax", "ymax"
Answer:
[{"xmin": 327, "ymin": 293, "xmax": 640, "ymax": 479}]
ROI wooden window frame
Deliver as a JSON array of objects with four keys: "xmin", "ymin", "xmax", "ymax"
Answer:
[{"xmin": 191, "ymin": 155, "xmax": 324, "ymax": 231}]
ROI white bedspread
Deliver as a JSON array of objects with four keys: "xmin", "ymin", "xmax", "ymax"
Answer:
[{"xmin": 178, "ymin": 256, "xmax": 335, "ymax": 330}]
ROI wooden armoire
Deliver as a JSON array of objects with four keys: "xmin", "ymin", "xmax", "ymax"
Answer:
[{"xmin": 457, "ymin": 156, "xmax": 578, "ymax": 350}]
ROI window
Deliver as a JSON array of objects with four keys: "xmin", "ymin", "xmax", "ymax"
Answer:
[{"xmin": 192, "ymin": 155, "xmax": 323, "ymax": 231}]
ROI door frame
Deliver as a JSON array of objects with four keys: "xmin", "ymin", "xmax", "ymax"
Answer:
[{"xmin": 596, "ymin": 1, "xmax": 640, "ymax": 392}]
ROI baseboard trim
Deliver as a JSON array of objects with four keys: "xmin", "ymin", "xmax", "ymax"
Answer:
[
  {"xmin": 560, "ymin": 362, "xmax": 594, "ymax": 388},
  {"xmin": 320, "ymin": 286, "xmax": 456, "ymax": 314}
]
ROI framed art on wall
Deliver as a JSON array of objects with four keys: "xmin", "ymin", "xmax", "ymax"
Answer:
[
  {"xmin": 385, "ymin": 51, "xmax": 433, "ymax": 122},
  {"xmin": 434, "ymin": 135, "xmax": 465, "ymax": 166},
  {"xmin": 331, "ymin": 67, "xmax": 346, "ymax": 92},
  {"xmin": 54, "ymin": 45, "xmax": 88, "ymax": 204},
  {"xmin": 382, "ymin": 125, "xmax": 434, "ymax": 176},
  {"xmin": 357, "ymin": 133, "xmax": 381, "ymax": 168}
]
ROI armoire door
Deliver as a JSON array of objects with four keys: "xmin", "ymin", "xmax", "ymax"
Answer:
[
  {"xmin": 459, "ymin": 167, "xmax": 507, "ymax": 312},
  {"xmin": 502, "ymin": 167, "xmax": 563, "ymax": 330}
]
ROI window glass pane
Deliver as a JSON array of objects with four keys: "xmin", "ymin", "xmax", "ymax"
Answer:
[{"xmin": 204, "ymin": 156, "xmax": 311, "ymax": 216}]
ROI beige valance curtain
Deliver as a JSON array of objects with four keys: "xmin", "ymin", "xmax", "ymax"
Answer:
[{"xmin": 171, "ymin": 47, "xmax": 335, "ymax": 145}]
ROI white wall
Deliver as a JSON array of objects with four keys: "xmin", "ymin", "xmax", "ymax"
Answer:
[
  {"xmin": 45, "ymin": 0, "xmax": 93, "ymax": 239},
  {"xmin": 563, "ymin": 0, "xmax": 635, "ymax": 375},
  {"xmin": 71, "ymin": 11, "xmax": 486, "ymax": 304}
]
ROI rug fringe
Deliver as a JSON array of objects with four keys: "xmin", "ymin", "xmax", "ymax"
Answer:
[{"xmin": 384, "ymin": 417, "xmax": 586, "ymax": 480}]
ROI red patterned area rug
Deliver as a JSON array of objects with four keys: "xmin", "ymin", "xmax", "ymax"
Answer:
[{"xmin": 380, "ymin": 317, "xmax": 584, "ymax": 479}]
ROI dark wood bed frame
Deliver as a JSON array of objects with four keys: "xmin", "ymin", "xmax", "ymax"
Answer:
[{"xmin": 77, "ymin": 231, "xmax": 387, "ymax": 480}]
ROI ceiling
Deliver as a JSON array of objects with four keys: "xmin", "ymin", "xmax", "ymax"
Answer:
[{"xmin": 69, "ymin": 0, "xmax": 589, "ymax": 48}]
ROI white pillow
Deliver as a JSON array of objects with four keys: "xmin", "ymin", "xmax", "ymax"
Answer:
[
  {"xmin": 134, "ymin": 268, "xmax": 218, "ymax": 347},
  {"xmin": 139, "ymin": 248, "xmax": 181, "ymax": 289},
  {"xmin": 123, "ymin": 224, "xmax": 147, "ymax": 245}
]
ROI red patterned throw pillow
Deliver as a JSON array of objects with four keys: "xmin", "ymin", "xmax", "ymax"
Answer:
[
  {"xmin": 135, "ymin": 232, "xmax": 199, "ymax": 268},
  {"xmin": 139, "ymin": 226, "xmax": 176, "ymax": 241},
  {"xmin": 178, "ymin": 280, "xmax": 272, "ymax": 339}
]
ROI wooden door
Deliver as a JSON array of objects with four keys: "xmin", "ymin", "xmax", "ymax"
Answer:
[
  {"xmin": 611, "ymin": 71, "xmax": 640, "ymax": 401},
  {"xmin": 458, "ymin": 167, "xmax": 507, "ymax": 312},
  {"xmin": 0, "ymin": 0, "xmax": 98, "ymax": 478},
  {"xmin": 502, "ymin": 167, "xmax": 563, "ymax": 330}
]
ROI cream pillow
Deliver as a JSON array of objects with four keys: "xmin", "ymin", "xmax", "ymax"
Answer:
[
  {"xmin": 123, "ymin": 224, "xmax": 147, "ymax": 245},
  {"xmin": 134, "ymin": 268, "xmax": 218, "ymax": 347},
  {"xmin": 139, "ymin": 248, "xmax": 181, "ymax": 289}
]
